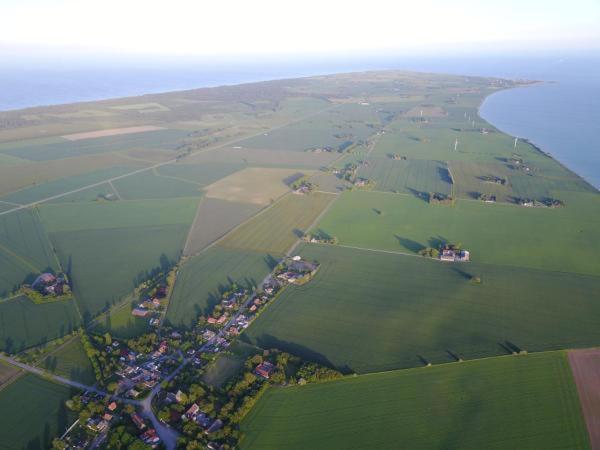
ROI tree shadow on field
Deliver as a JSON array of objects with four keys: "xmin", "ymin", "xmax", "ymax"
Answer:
[
  {"xmin": 428, "ymin": 235, "xmax": 448, "ymax": 249},
  {"xmin": 394, "ymin": 235, "xmax": 425, "ymax": 253},
  {"xmin": 406, "ymin": 187, "xmax": 429, "ymax": 202},
  {"xmin": 451, "ymin": 267, "xmax": 472, "ymax": 280},
  {"xmin": 251, "ymin": 333, "xmax": 354, "ymax": 375},
  {"xmin": 292, "ymin": 228, "xmax": 305, "ymax": 238},
  {"xmin": 437, "ymin": 166, "xmax": 454, "ymax": 184}
]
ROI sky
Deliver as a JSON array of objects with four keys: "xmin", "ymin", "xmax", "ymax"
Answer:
[{"xmin": 1, "ymin": 0, "xmax": 599, "ymax": 58}]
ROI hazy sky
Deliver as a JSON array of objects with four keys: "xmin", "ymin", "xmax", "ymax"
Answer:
[{"xmin": 1, "ymin": 0, "xmax": 599, "ymax": 56}]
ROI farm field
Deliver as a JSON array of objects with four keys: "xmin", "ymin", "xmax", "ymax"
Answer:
[
  {"xmin": 241, "ymin": 351, "xmax": 589, "ymax": 450},
  {"xmin": 0, "ymin": 209, "xmax": 59, "ymax": 298},
  {"xmin": 111, "ymin": 169, "xmax": 202, "ymax": 200},
  {"xmin": 0, "ymin": 373, "xmax": 75, "ymax": 450},
  {"xmin": 0, "ymin": 128, "xmax": 188, "ymax": 161},
  {"xmin": 316, "ymin": 190, "xmax": 600, "ymax": 276},
  {"xmin": 0, "ymin": 152, "xmax": 146, "ymax": 197},
  {"xmin": 167, "ymin": 247, "xmax": 275, "ymax": 327},
  {"xmin": 0, "ymin": 295, "xmax": 82, "ymax": 353},
  {"xmin": 41, "ymin": 336, "xmax": 95, "ymax": 384},
  {"xmin": 568, "ymin": 349, "xmax": 600, "ymax": 449},
  {"xmin": 185, "ymin": 146, "xmax": 340, "ymax": 169},
  {"xmin": 0, "ymin": 165, "xmax": 138, "ymax": 205},
  {"xmin": 243, "ymin": 243, "xmax": 600, "ymax": 373},
  {"xmin": 183, "ymin": 198, "xmax": 261, "ymax": 256},
  {"xmin": 39, "ymin": 197, "xmax": 198, "ymax": 232},
  {"xmin": 203, "ymin": 167, "xmax": 308, "ymax": 206},
  {"xmin": 218, "ymin": 192, "xmax": 336, "ymax": 254},
  {"xmin": 51, "ymin": 224, "xmax": 189, "ymax": 318},
  {"xmin": 357, "ymin": 157, "xmax": 452, "ymax": 194},
  {"xmin": 157, "ymin": 162, "xmax": 246, "ymax": 186}
]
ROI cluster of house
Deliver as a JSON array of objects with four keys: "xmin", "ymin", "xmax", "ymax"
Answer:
[
  {"xmin": 509, "ymin": 157, "xmax": 533, "ymax": 174},
  {"xmin": 30, "ymin": 272, "xmax": 70, "ymax": 297},
  {"xmin": 275, "ymin": 257, "xmax": 319, "ymax": 286},
  {"xmin": 292, "ymin": 183, "xmax": 312, "ymax": 195},
  {"xmin": 161, "ymin": 391, "xmax": 224, "ymax": 435},
  {"xmin": 86, "ymin": 400, "xmax": 119, "ymax": 434},
  {"xmin": 114, "ymin": 341, "xmax": 173, "ymax": 398},
  {"xmin": 478, "ymin": 193, "xmax": 497, "ymax": 203},
  {"xmin": 130, "ymin": 413, "xmax": 161, "ymax": 446},
  {"xmin": 440, "ymin": 246, "xmax": 470, "ymax": 262},
  {"xmin": 517, "ymin": 197, "xmax": 564, "ymax": 208}
]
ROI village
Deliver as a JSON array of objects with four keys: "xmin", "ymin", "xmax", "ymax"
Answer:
[{"xmin": 54, "ymin": 255, "xmax": 325, "ymax": 450}]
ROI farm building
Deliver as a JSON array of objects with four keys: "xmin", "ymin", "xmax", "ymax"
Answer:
[{"xmin": 255, "ymin": 361, "xmax": 275, "ymax": 379}]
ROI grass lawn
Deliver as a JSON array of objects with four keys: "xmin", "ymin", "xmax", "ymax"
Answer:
[
  {"xmin": 41, "ymin": 336, "xmax": 95, "ymax": 384},
  {"xmin": 202, "ymin": 354, "xmax": 245, "ymax": 388},
  {"xmin": 167, "ymin": 247, "xmax": 276, "ymax": 328},
  {"xmin": 0, "ymin": 374, "xmax": 76, "ymax": 450},
  {"xmin": 92, "ymin": 301, "xmax": 151, "ymax": 339},
  {"xmin": 240, "ymin": 351, "xmax": 589, "ymax": 450},
  {"xmin": 243, "ymin": 243, "xmax": 600, "ymax": 373},
  {"xmin": 316, "ymin": 190, "xmax": 600, "ymax": 276},
  {"xmin": 218, "ymin": 192, "xmax": 336, "ymax": 255},
  {"xmin": 0, "ymin": 295, "xmax": 81, "ymax": 353}
]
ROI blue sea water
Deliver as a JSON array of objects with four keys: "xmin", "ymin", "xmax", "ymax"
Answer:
[{"xmin": 1, "ymin": 52, "xmax": 598, "ymax": 188}]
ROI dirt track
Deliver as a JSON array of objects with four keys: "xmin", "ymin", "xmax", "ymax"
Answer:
[{"xmin": 569, "ymin": 349, "xmax": 600, "ymax": 449}]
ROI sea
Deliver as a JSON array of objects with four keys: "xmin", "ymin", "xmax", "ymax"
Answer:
[{"xmin": 1, "ymin": 51, "xmax": 598, "ymax": 188}]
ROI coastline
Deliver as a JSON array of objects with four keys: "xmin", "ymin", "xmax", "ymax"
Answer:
[{"xmin": 479, "ymin": 84, "xmax": 599, "ymax": 192}]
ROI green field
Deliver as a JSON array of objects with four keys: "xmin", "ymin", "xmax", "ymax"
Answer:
[
  {"xmin": 0, "ymin": 128, "xmax": 187, "ymax": 161},
  {"xmin": 111, "ymin": 170, "xmax": 202, "ymax": 200},
  {"xmin": 218, "ymin": 192, "xmax": 336, "ymax": 254},
  {"xmin": 0, "ymin": 165, "xmax": 138, "ymax": 205},
  {"xmin": 42, "ymin": 336, "xmax": 95, "ymax": 384},
  {"xmin": 243, "ymin": 243, "xmax": 600, "ymax": 373},
  {"xmin": 316, "ymin": 190, "xmax": 600, "ymax": 275},
  {"xmin": 241, "ymin": 351, "xmax": 589, "ymax": 450},
  {"xmin": 183, "ymin": 197, "xmax": 261, "ymax": 256},
  {"xmin": 92, "ymin": 300, "xmax": 151, "ymax": 339},
  {"xmin": 167, "ymin": 247, "xmax": 275, "ymax": 327},
  {"xmin": 0, "ymin": 373, "xmax": 76, "ymax": 450},
  {"xmin": 51, "ymin": 224, "xmax": 189, "ymax": 319},
  {"xmin": 357, "ymin": 157, "xmax": 452, "ymax": 194},
  {"xmin": 0, "ymin": 295, "xmax": 81, "ymax": 353},
  {"xmin": 0, "ymin": 209, "xmax": 59, "ymax": 297},
  {"xmin": 202, "ymin": 354, "xmax": 244, "ymax": 388},
  {"xmin": 39, "ymin": 197, "xmax": 198, "ymax": 233},
  {"xmin": 157, "ymin": 162, "xmax": 246, "ymax": 186},
  {"xmin": 0, "ymin": 361, "xmax": 21, "ymax": 389}
]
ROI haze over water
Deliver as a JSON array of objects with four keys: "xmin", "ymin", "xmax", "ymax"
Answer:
[{"xmin": 1, "ymin": 52, "xmax": 598, "ymax": 188}]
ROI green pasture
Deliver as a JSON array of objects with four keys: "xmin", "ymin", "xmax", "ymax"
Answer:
[
  {"xmin": 157, "ymin": 162, "xmax": 246, "ymax": 186},
  {"xmin": 241, "ymin": 351, "xmax": 589, "ymax": 450},
  {"xmin": 92, "ymin": 300, "xmax": 151, "ymax": 339},
  {"xmin": 243, "ymin": 243, "xmax": 600, "ymax": 373}
]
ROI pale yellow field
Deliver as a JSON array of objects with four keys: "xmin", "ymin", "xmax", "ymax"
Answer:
[
  {"xmin": 203, "ymin": 167, "xmax": 311, "ymax": 206},
  {"xmin": 61, "ymin": 125, "xmax": 165, "ymax": 141}
]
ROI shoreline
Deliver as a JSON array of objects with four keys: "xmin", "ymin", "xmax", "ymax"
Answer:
[{"xmin": 479, "ymin": 84, "xmax": 599, "ymax": 192}]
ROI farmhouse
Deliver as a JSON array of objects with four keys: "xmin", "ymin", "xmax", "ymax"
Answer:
[
  {"xmin": 132, "ymin": 307, "xmax": 150, "ymax": 317},
  {"xmin": 439, "ymin": 246, "xmax": 470, "ymax": 262},
  {"xmin": 255, "ymin": 361, "xmax": 275, "ymax": 379}
]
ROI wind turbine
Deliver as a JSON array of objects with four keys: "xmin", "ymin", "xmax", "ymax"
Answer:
[
  {"xmin": 513, "ymin": 137, "xmax": 518, "ymax": 149},
  {"xmin": 454, "ymin": 138, "xmax": 459, "ymax": 151}
]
